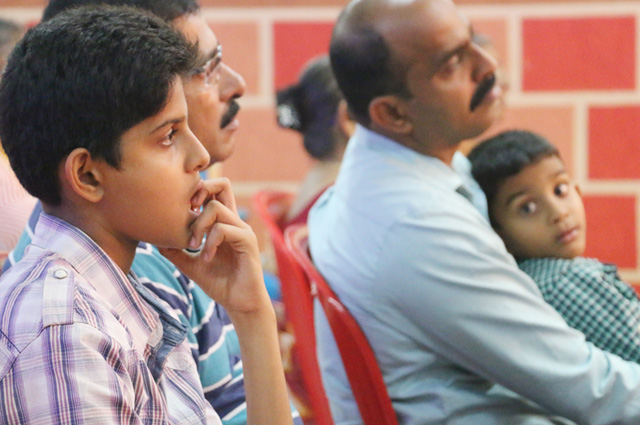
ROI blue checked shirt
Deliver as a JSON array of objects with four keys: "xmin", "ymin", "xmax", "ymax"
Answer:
[
  {"xmin": 519, "ymin": 256, "xmax": 640, "ymax": 363},
  {"xmin": 0, "ymin": 213, "xmax": 221, "ymax": 424}
]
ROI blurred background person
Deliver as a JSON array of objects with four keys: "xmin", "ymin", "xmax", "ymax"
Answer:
[
  {"xmin": 0, "ymin": 18, "xmax": 35, "ymax": 269},
  {"xmin": 276, "ymin": 55, "xmax": 355, "ymax": 227}
]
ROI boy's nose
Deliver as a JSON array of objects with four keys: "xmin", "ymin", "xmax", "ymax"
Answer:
[
  {"xmin": 188, "ymin": 131, "xmax": 211, "ymax": 172},
  {"xmin": 549, "ymin": 199, "xmax": 570, "ymax": 223}
]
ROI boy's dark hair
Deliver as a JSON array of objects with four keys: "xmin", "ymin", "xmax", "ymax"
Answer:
[
  {"xmin": 0, "ymin": 6, "xmax": 198, "ymax": 205},
  {"xmin": 468, "ymin": 129, "xmax": 560, "ymax": 214},
  {"xmin": 43, "ymin": 0, "xmax": 200, "ymax": 23},
  {"xmin": 276, "ymin": 55, "xmax": 345, "ymax": 160}
]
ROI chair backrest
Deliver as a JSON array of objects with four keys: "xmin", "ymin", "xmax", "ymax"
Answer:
[
  {"xmin": 251, "ymin": 190, "xmax": 333, "ymax": 425},
  {"xmin": 285, "ymin": 224, "xmax": 399, "ymax": 425}
]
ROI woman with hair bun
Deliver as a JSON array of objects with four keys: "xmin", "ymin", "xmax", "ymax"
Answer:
[{"xmin": 276, "ymin": 55, "xmax": 354, "ymax": 226}]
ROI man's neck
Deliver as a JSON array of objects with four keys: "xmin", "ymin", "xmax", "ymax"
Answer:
[{"xmin": 368, "ymin": 124, "xmax": 460, "ymax": 165}]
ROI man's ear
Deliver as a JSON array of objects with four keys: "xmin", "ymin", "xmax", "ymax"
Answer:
[
  {"xmin": 368, "ymin": 95, "xmax": 413, "ymax": 135},
  {"xmin": 62, "ymin": 148, "xmax": 105, "ymax": 203},
  {"xmin": 337, "ymin": 100, "xmax": 356, "ymax": 138}
]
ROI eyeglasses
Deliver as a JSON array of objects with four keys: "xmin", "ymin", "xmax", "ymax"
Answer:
[{"xmin": 192, "ymin": 44, "xmax": 222, "ymax": 86}]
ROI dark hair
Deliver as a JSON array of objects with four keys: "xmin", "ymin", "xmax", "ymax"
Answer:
[
  {"xmin": 468, "ymin": 130, "xmax": 560, "ymax": 216},
  {"xmin": 42, "ymin": 0, "xmax": 200, "ymax": 22},
  {"xmin": 329, "ymin": 2, "xmax": 410, "ymax": 126},
  {"xmin": 276, "ymin": 55, "xmax": 345, "ymax": 159},
  {"xmin": 0, "ymin": 6, "xmax": 198, "ymax": 205}
]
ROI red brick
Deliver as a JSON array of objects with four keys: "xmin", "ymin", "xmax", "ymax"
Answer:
[
  {"xmin": 523, "ymin": 17, "xmax": 635, "ymax": 91},
  {"xmin": 222, "ymin": 106, "xmax": 312, "ymax": 182},
  {"xmin": 273, "ymin": 21, "xmax": 334, "ymax": 90},
  {"xmin": 583, "ymin": 195, "xmax": 637, "ymax": 268},
  {"xmin": 208, "ymin": 21, "xmax": 260, "ymax": 96},
  {"xmin": 468, "ymin": 105, "xmax": 574, "ymax": 176},
  {"xmin": 589, "ymin": 106, "xmax": 640, "ymax": 179}
]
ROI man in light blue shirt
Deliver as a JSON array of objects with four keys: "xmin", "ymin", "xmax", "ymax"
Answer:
[{"xmin": 308, "ymin": 0, "xmax": 640, "ymax": 423}]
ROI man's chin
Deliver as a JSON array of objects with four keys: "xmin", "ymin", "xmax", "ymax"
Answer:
[{"xmin": 207, "ymin": 134, "xmax": 236, "ymax": 164}]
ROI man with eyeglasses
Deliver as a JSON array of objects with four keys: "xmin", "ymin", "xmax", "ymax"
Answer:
[{"xmin": 3, "ymin": 1, "xmax": 302, "ymax": 424}]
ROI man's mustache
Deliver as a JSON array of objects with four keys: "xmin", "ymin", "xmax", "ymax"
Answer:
[
  {"xmin": 220, "ymin": 99, "xmax": 240, "ymax": 129},
  {"xmin": 469, "ymin": 73, "xmax": 496, "ymax": 112}
]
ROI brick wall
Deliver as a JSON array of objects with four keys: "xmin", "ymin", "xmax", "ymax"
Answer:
[{"xmin": 2, "ymin": 1, "xmax": 640, "ymax": 283}]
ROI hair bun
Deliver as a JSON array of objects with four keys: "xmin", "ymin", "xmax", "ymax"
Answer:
[{"xmin": 276, "ymin": 84, "xmax": 303, "ymax": 131}]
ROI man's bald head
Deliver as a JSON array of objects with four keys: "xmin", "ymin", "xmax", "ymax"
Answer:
[{"xmin": 329, "ymin": 0, "xmax": 426, "ymax": 126}]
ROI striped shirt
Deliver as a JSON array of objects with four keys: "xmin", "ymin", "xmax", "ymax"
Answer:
[
  {"xmin": 3, "ymin": 202, "xmax": 302, "ymax": 425},
  {"xmin": 519, "ymin": 256, "xmax": 640, "ymax": 363},
  {"xmin": 0, "ymin": 213, "xmax": 221, "ymax": 424}
]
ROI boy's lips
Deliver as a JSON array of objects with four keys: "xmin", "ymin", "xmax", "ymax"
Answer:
[
  {"xmin": 557, "ymin": 226, "xmax": 579, "ymax": 244},
  {"xmin": 189, "ymin": 180, "xmax": 206, "ymax": 216}
]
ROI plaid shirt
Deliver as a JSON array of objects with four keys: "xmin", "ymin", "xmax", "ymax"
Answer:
[
  {"xmin": 0, "ymin": 214, "xmax": 221, "ymax": 424},
  {"xmin": 519, "ymin": 256, "xmax": 640, "ymax": 363}
]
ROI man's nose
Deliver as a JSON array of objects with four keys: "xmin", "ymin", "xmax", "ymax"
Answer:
[{"xmin": 219, "ymin": 63, "xmax": 246, "ymax": 102}]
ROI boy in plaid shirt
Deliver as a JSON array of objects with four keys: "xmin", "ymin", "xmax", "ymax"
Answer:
[{"xmin": 469, "ymin": 129, "xmax": 640, "ymax": 362}]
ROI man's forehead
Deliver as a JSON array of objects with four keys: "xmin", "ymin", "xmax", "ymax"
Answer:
[
  {"xmin": 171, "ymin": 13, "xmax": 218, "ymax": 56},
  {"xmin": 380, "ymin": 1, "xmax": 471, "ymax": 66}
]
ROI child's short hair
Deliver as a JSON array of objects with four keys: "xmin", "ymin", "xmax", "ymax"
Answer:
[
  {"xmin": 42, "ymin": 0, "xmax": 200, "ymax": 23},
  {"xmin": 0, "ymin": 6, "xmax": 197, "ymax": 206},
  {"xmin": 468, "ymin": 130, "xmax": 560, "ymax": 212}
]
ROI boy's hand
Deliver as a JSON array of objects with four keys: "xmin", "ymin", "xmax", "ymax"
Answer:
[{"xmin": 158, "ymin": 178, "xmax": 269, "ymax": 315}]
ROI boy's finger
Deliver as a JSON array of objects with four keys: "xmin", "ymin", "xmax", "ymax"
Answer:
[
  {"xmin": 202, "ymin": 177, "xmax": 237, "ymax": 214},
  {"xmin": 190, "ymin": 199, "xmax": 247, "ymax": 250},
  {"xmin": 201, "ymin": 222, "xmax": 256, "ymax": 262}
]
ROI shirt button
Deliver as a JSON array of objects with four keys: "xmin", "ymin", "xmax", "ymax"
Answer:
[{"xmin": 53, "ymin": 269, "xmax": 68, "ymax": 279}]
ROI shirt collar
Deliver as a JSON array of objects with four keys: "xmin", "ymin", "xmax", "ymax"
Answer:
[{"xmin": 352, "ymin": 124, "xmax": 468, "ymax": 193}]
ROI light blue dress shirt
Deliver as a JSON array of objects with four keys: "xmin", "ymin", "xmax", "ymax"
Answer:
[{"xmin": 308, "ymin": 125, "xmax": 640, "ymax": 425}]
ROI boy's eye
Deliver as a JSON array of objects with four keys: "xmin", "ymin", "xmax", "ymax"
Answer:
[
  {"xmin": 554, "ymin": 183, "xmax": 569, "ymax": 197},
  {"xmin": 518, "ymin": 201, "xmax": 537, "ymax": 215},
  {"xmin": 161, "ymin": 129, "xmax": 177, "ymax": 146}
]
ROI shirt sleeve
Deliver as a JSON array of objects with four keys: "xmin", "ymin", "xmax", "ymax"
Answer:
[
  {"xmin": 376, "ymin": 210, "xmax": 640, "ymax": 425},
  {"xmin": 0, "ymin": 323, "xmax": 145, "ymax": 425},
  {"xmin": 537, "ymin": 260, "xmax": 640, "ymax": 364}
]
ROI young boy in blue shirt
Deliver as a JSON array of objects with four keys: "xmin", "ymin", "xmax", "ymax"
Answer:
[
  {"xmin": 0, "ymin": 7, "xmax": 292, "ymax": 424},
  {"xmin": 469, "ymin": 129, "xmax": 640, "ymax": 363}
]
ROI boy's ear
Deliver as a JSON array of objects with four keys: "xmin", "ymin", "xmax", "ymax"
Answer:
[
  {"xmin": 368, "ymin": 95, "xmax": 413, "ymax": 135},
  {"xmin": 62, "ymin": 148, "xmax": 105, "ymax": 203}
]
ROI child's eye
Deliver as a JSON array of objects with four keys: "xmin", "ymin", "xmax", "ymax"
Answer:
[
  {"xmin": 161, "ymin": 129, "xmax": 177, "ymax": 146},
  {"xmin": 554, "ymin": 183, "xmax": 569, "ymax": 197},
  {"xmin": 519, "ymin": 201, "xmax": 537, "ymax": 215}
]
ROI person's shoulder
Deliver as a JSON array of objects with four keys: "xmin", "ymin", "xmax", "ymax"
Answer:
[
  {"xmin": 133, "ymin": 242, "xmax": 189, "ymax": 295},
  {"xmin": 519, "ymin": 257, "xmax": 601, "ymax": 284},
  {"xmin": 0, "ymin": 253, "xmax": 82, "ymax": 353}
]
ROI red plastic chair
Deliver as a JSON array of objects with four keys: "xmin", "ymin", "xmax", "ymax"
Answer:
[
  {"xmin": 252, "ymin": 190, "xmax": 333, "ymax": 425},
  {"xmin": 285, "ymin": 224, "xmax": 399, "ymax": 425}
]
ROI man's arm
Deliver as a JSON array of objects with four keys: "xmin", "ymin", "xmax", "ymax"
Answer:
[{"xmin": 377, "ymin": 211, "xmax": 640, "ymax": 425}]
